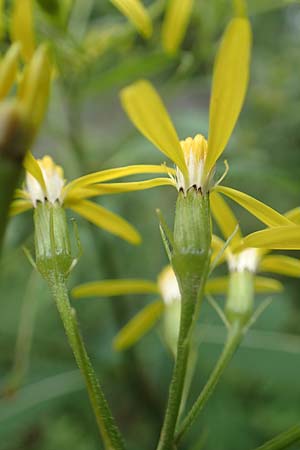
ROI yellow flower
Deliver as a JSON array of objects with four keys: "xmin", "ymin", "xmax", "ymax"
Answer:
[
  {"xmin": 120, "ymin": 18, "xmax": 252, "ymax": 192},
  {"xmin": 162, "ymin": 0, "xmax": 194, "ymax": 55},
  {"xmin": 0, "ymin": 43, "xmax": 52, "ymax": 152},
  {"xmin": 110, "ymin": 0, "xmax": 152, "ymax": 38},
  {"xmin": 72, "ymin": 262, "xmax": 283, "ymax": 352},
  {"xmin": 10, "ymin": 0, "xmax": 35, "ymax": 62},
  {"xmin": 117, "ymin": 18, "xmax": 299, "ymax": 230},
  {"xmin": 11, "ymin": 153, "xmax": 173, "ymax": 245},
  {"xmin": 210, "ymin": 191, "xmax": 300, "ymax": 281}
]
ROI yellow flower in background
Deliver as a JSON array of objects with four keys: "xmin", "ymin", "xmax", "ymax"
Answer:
[
  {"xmin": 110, "ymin": 0, "xmax": 194, "ymax": 54},
  {"xmin": 0, "ymin": 43, "xmax": 20, "ymax": 101},
  {"xmin": 210, "ymin": 191, "xmax": 300, "ymax": 280},
  {"xmin": 10, "ymin": 0, "xmax": 35, "ymax": 62},
  {"xmin": 162, "ymin": 0, "xmax": 194, "ymax": 55},
  {"xmin": 72, "ymin": 261, "xmax": 283, "ymax": 353},
  {"xmin": 0, "ymin": 43, "xmax": 52, "ymax": 152},
  {"xmin": 110, "ymin": 0, "xmax": 153, "ymax": 38},
  {"xmin": 11, "ymin": 153, "xmax": 174, "ymax": 244}
]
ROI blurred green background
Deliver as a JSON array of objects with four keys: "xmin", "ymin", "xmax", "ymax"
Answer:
[{"xmin": 1, "ymin": 0, "xmax": 300, "ymax": 449}]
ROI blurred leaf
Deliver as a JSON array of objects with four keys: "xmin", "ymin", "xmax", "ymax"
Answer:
[
  {"xmin": 248, "ymin": 0, "xmax": 300, "ymax": 14},
  {"xmin": 81, "ymin": 52, "xmax": 172, "ymax": 97}
]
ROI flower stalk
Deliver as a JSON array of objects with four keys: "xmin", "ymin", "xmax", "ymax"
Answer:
[
  {"xmin": 175, "ymin": 265, "xmax": 257, "ymax": 444},
  {"xmin": 33, "ymin": 202, "xmax": 126, "ymax": 450},
  {"xmin": 48, "ymin": 272, "xmax": 126, "ymax": 450},
  {"xmin": 157, "ymin": 189, "xmax": 211, "ymax": 450},
  {"xmin": 175, "ymin": 320, "xmax": 244, "ymax": 445},
  {"xmin": 253, "ymin": 424, "xmax": 300, "ymax": 450}
]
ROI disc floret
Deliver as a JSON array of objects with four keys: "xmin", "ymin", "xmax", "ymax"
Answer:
[
  {"xmin": 26, "ymin": 156, "xmax": 65, "ymax": 207},
  {"xmin": 176, "ymin": 134, "xmax": 213, "ymax": 194}
]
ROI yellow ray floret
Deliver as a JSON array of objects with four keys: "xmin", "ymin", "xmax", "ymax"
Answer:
[
  {"xmin": 215, "ymin": 185, "xmax": 292, "ymax": 228},
  {"xmin": 113, "ymin": 300, "xmax": 164, "ymax": 351},
  {"xmin": 120, "ymin": 80, "xmax": 188, "ymax": 177},
  {"xmin": 11, "ymin": 0, "xmax": 35, "ymax": 62},
  {"xmin": 0, "ymin": 43, "xmax": 20, "ymax": 100},
  {"xmin": 241, "ymin": 226, "xmax": 300, "ymax": 250},
  {"xmin": 205, "ymin": 18, "xmax": 252, "ymax": 174},
  {"xmin": 206, "ymin": 276, "xmax": 283, "ymax": 294},
  {"xmin": 110, "ymin": 0, "xmax": 152, "ymax": 38},
  {"xmin": 72, "ymin": 279, "xmax": 159, "ymax": 298},
  {"xmin": 259, "ymin": 255, "xmax": 300, "ymax": 278},
  {"xmin": 162, "ymin": 0, "xmax": 194, "ymax": 55}
]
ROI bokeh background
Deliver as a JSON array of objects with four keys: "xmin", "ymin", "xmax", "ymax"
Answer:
[{"xmin": 1, "ymin": 0, "xmax": 300, "ymax": 449}]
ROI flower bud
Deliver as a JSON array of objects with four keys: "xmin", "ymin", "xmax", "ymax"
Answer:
[
  {"xmin": 225, "ymin": 270, "xmax": 254, "ymax": 325},
  {"xmin": 34, "ymin": 202, "xmax": 73, "ymax": 281}
]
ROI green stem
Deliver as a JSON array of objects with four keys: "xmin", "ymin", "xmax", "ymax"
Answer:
[
  {"xmin": 175, "ymin": 321, "xmax": 243, "ymax": 445},
  {"xmin": 48, "ymin": 271, "xmax": 126, "ymax": 450},
  {"xmin": 157, "ymin": 191, "xmax": 211, "ymax": 450},
  {"xmin": 253, "ymin": 424, "xmax": 300, "ymax": 450}
]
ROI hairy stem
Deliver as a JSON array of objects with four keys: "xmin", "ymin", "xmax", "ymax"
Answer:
[
  {"xmin": 253, "ymin": 424, "xmax": 300, "ymax": 450},
  {"xmin": 175, "ymin": 321, "xmax": 243, "ymax": 444},
  {"xmin": 48, "ymin": 271, "xmax": 126, "ymax": 450}
]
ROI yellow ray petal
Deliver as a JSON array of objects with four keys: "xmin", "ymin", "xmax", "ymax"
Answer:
[
  {"xmin": 18, "ymin": 45, "xmax": 52, "ymax": 134},
  {"xmin": 206, "ymin": 276, "xmax": 283, "ymax": 294},
  {"xmin": 205, "ymin": 18, "xmax": 252, "ymax": 174},
  {"xmin": 10, "ymin": 0, "xmax": 35, "ymax": 62},
  {"xmin": 242, "ymin": 226, "xmax": 300, "ymax": 250},
  {"xmin": 211, "ymin": 234, "xmax": 229, "ymax": 267},
  {"xmin": 254, "ymin": 277, "xmax": 283, "ymax": 293},
  {"xmin": 72, "ymin": 279, "xmax": 159, "ymax": 298},
  {"xmin": 216, "ymin": 186, "xmax": 292, "ymax": 228},
  {"xmin": 0, "ymin": 43, "xmax": 20, "ymax": 100},
  {"xmin": 23, "ymin": 152, "xmax": 46, "ymax": 192},
  {"xmin": 110, "ymin": 0, "xmax": 152, "ymax": 38},
  {"xmin": 9, "ymin": 199, "xmax": 32, "ymax": 216},
  {"xmin": 233, "ymin": 0, "xmax": 247, "ymax": 17},
  {"xmin": 113, "ymin": 300, "xmax": 164, "ymax": 351},
  {"xmin": 162, "ymin": 0, "xmax": 194, "ymax": 55},
  {"xmin": 65, "ymin": 164, "xmax": 174, "ymax": 193},
  {"xmin": 69, "ymin": 199, "xmax": 141, "ymax": 245},
  {"xmin": 285, "ymin": 207, "xmax": 300, "ymax": 224},
  {"xmin": 210, "ymin": 190, "xmax": 242, "ymax": 246},
  {"xmin": 211, "ymin": 234, "xmax": 225, "ymax": 253},
  {"xmin": 260, "ymin": 255, "xmax": 300, "ymax": 278},
  {"xmin": 120, "ymin": 80, "xmax": 187, "ymax": 176},
  {"xmin": 65, "ymin": 177, "xmax": 175, "ymax": 202}
]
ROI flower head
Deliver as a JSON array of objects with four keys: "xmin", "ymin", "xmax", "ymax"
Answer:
[
  {"xmin": 25, "ymin": 156, "xmax": 65, "ymax": 206},
  {"xmin": 176, "ymin": 135, "xmax": 214, "ymax": 193},
  {"xmin": 211, "ymin": 191, "xmax": 300, "ymax": 280},
  {"xmin": 12, "ymin": 152, "xmax": 173, "ymax": 245},
  {"xmin": 120, "ymin": 17, "xmax": 252, "ymax": 195}
]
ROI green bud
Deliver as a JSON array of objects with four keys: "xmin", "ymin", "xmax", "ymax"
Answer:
[
  {"xmin": 173, "ymin": 189, "xmax": 211, "ymax": 290},
  {"xmin": 34, "ymin": 202, "xmax": 73, "ymax": 281},
  {"xmin": 172, "ymin": 189, "xmax": 211, "ymax": 331},
  {"xmin": 225, "ymin": 270, "xmax": 254, "ymax": 326}
]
